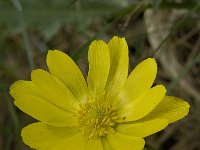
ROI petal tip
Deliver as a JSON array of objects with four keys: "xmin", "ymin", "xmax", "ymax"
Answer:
[
  {"xmin": 143, "ymin": 58, "xmax": 157, "ymax": 73},
  {"xmin": 31, "ymin": 69, "xmax": 46, "ymax": 81},
  {"xmin": 156, "ymin": 84, "xmax": 167, "ymax": 94},
  {"xmin": 138, "ymin": 58, "xmax": 157, "ymax": 70},
  {"xmin": 89, "ymin": 40, "xmax": 109, "ymax": 53},
  {"xmin": 9, "ymin": 80, "xmax": 24, "ymax": 98},
  {"xmin": 91, "ymin": 40, "xmax": 107, "ymax": 46},
  {"xmin": 47, "ymin": 49, "xmax": 63, "ymax": 57},
  {"xmin": 183, "ymin": 100, "xmax": 190, "ymax": 115},
  {"xmin": 146, "ymin": 58, "xmax": 156, "ymax": 64},
  {"xmin": 110, "ymin": 36, "xmax": 126, "ymax": 42}
]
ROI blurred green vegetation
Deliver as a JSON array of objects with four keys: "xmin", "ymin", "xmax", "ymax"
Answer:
[{"xmin": 0, "ymin": 0, "xmax": 200, "ymax": 150}]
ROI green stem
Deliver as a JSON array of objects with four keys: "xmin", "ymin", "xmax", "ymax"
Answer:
[{"xmin": 11, "ymin": 0, "xmax": 35, "ymax": 70}]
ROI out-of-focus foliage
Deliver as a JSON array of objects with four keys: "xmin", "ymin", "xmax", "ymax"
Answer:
[{"xmin": 1, "ymin": 0, "xmax": 125, "ymax": 40}]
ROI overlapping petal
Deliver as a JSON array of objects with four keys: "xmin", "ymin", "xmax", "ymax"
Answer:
[
  {"xmin": 22, "ymin": 122, "xmax": 87, "ymax": 150},
  {"xmin": 118, "ymin": 85, "xmax": 166, "ymax": 121},
  {"xmin": 114, "ymin": 58, "xmax": 157, "ymax": 107},
  {"xmin": 10, "ymin": 80, "xmax": 44, "ymax": 99},
  {"xmin": 143, "ymin": 96, "xmax": 190, "ymax": 123},
  {"xmin": 106, "ymin": 132, "xmax": 145, "ymax": 150},
  {"xmin": 85, "ymin": 138, "xmax": 103, "ymax": 150},
  {"xmin": 105, "ymin": 36, "xmax": 128, "ymax": 100},
  {"xmin": 87, "ymin": 40, "xmax": 110, "ymax": 98},
  {"xmin": 47, "ymin": 50, "xmax": 88, "ymax": 103},
  {"xmin": 116, "ymin": 119, "xmax": 168, "ymax": 138},
  {"xmin": 31, "ymin": 69, "xmax": 79, "ymax": 112},
  {"xmin": 10, "ymin": 81, "xmax": 76, "ymax": 127}
]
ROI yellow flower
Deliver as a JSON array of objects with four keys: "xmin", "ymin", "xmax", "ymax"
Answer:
[{"xmin": 10, "ymin": 36, "xmax": 189, "ymax": 150}]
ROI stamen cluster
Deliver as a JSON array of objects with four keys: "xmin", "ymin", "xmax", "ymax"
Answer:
[{"xmin": 76, "ymin": 98, "xmax": 118, "ymax": 138}]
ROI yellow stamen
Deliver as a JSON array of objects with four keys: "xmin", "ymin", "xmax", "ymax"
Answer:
[{"xmin": 75, "ymin": 96, "xmax": 118, "ymax": 138}]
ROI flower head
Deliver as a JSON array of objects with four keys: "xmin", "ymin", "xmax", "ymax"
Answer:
[{"xmin": 10, "ymin": 36, "xmax": 189, "ymax": 150}]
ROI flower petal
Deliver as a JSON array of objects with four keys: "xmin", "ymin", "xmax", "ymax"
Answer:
[
  {"xmin": 117, "ymin": 119, "xmax": 168, "ymax": 138},
  {"xmin": 106, "ymin": 132, "xmax": 145, "ymax": 150},
  {"xmin": 118, "ymin": 85, "xmax": 166, "ymax": 121},
  {"xmin": 143, "ymin": 96, "xmax": 190, "ymax": 123},
  {"xmin": 47, "ymin": 50, "xmax": 88, "ymax": 103},
  {"xmin": 47, "ymin": 133, "xmax": 88, "ymax": 150},
  {"xmin": 87, "ymin": 40, "xmax": 110, "ymax": 97},
  {"xmin": 105, "ymin": 36, "xmax": 129, "ymax": 100},
  {"xmin": 113, "ymin": 58, "xmax": 157, "ymax": 106},
  {"xmin": 101, "ymin": 137, "xmax": 112, "ymax": 150},
  {"xmin": 10, "ymin": 81, "xmax": 76, "ymax": 127},
  {"xmin": 85, "ymin": 138, "xmax": 103, "ymax": 150},
  {"xmin": 10, "ymin": 80, "xmax": 44, "ymax": 99},
  {"xmin": 22, "ymin": 122, "xmax": 87, "ymax": 150},
  {"xmin": 31, "ymin": 69, "xmax": 79, "ymax": 112}
]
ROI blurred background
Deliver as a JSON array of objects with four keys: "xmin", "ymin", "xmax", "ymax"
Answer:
[{"xmin": 0, "ymin": 0, "xmax": 200, "ymax": 149}]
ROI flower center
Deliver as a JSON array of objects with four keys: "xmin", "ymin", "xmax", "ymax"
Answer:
[{"xmin": 75, "ymin": 99, "xmax": 118, "ymax": 138}]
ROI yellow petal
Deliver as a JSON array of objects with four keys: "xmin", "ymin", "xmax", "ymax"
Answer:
[
  {"xmin": 114, "ymin": 58, "xmax": 157, "ymax": 107},
  {"xmin": 87, "ymin": 40, "xmax": 110, "ymax": 97},
  {"xmin": 10, "ymin": 80, "xmax": 75, "ymax": 127},
  {"xmin": 85, "ymin": 138, "xmax": 103, "ymax": 150},
  {"xmin": 118, "ymin": 85, "xmax": 166, "ymax": 121},
  {"xmin": 10, "ymin": 80, "xmax": 44, "ymax": 99},
  {"xmin": 31, "ymin": 69, "xmax": 79, "ymax": 112},
  {"xmin": 143, "ymin": 96, "xmax": 190, "ymax": 123},
  {"xmin": 48, "ymin": 133, "xmax": 88, "ymax": 150},
  {"xmin": 47, "ymin": 50, "xmax": 88, "ymax": 103},
  {"xmin": 14, "ymin": 94, "xmax": 75, "ymax": 127},
  {"xmin": 106, "ymin": 132, "xmax": 145, "ymax": 150},
  {"xmin": 101, "ymin": 137, "xmax": 112, "ymax": 150},
  {"xmin": 105, "ymin": 36, "xmax": 129, "ymax": 100},
  {"xmin": 117, "ymin": 119, "xmax": 168, "ymax": 138},
  {"xmin": 22, "ymin": 122, "xmax": 87, "ymax": 150}
]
